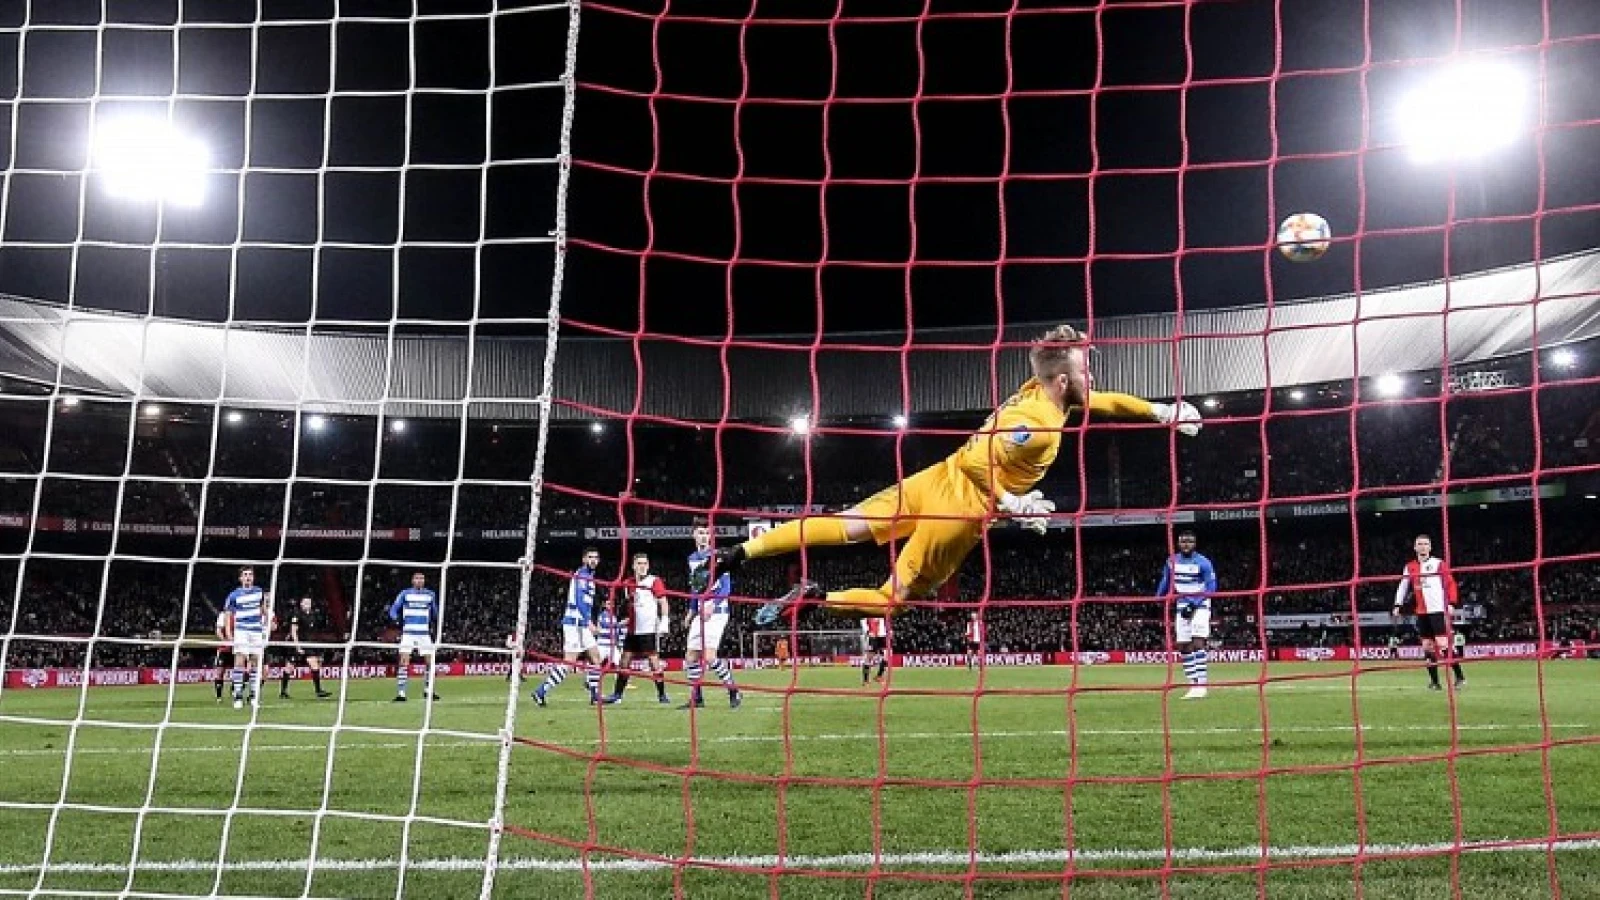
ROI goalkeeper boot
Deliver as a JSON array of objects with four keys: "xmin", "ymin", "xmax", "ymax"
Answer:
[{"xmin": 754, "ymin": 580, "xmax": 823, "ymax": 627}]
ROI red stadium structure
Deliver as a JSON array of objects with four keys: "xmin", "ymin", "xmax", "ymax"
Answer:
[{"xmin": 513, "ymin": 1, "xmax": 1600, "ymax": 898}]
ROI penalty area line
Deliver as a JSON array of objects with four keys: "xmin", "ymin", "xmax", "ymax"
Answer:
[{"xmin": 1, "ymin": 837, "xmax": 1598, "ymax": 875}]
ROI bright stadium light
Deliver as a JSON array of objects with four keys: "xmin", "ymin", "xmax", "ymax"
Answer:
[
  {"xmin": 1288, "ymin": 389, "xmax": 1306, "ymax": 402},
  {"xmin": 1376, "ymin": 373, "xmax": 1405, "ymax": 397},
  {"xmin": 1202, "ymin": 397, "xmax": 1220, "ymax": 410},
  {"xmin": 142, "ymin": 403, "xmax": 162, "ymax": 417},
  {"xmin": 60, "ymin": 396, "xmax": 80, "ymax": 408},
  {"xmin": 1397, "ymin": 62, "xmax": 1528, "ymax": 164},
  {"xmin": 788, "ymin": 415, "xmax": 811, "ymax": 436},
  {"xmin": 891, "ymin": 414, "xmax": 909, "ymax": 430},
  {"xmin": 91, "ymin": 116, "xmax": 210, "ymax": 207},
  {"xmin": 589, "ymin": 421, "xmax": 604, "ymax": 435},
  {"xmin": 306, "ymin": 414, "xmax": 327, "ymax": 432},
  {"xmin": 389, "ymin": 419, "xmax": 407, "ymax": 434},
  {"xmin": 225, "ymin": 410, "xmax": 244, "ymax": 424},
  {"xmin": 1550, "ymin": 348, "xmax": 1578, "ymax": 368}
]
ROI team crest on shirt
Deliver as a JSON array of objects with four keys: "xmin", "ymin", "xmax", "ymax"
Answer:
[{"xmin": 1009, "ymin": 426, "xmax": 1031, "ymax": 445}]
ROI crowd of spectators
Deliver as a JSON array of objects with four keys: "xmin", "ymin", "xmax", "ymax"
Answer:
[{"xmin": 0, "ymin": 353, "xmax": 1595, "ymax": 670}]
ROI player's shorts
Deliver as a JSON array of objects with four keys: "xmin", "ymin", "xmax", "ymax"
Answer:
[
  {"xmin": 623, "ymin": 633, "xmax": 660, "ymax": 656},
  {"xmin": 1175, "ymin": 607, "xmax": 1211, "ymax": 643},
  {"xmin": 852, "ymin": 465, "xmax": 986, "ymax": 597},
  {"xmin": 686, "ymin": 616, "xmax": 728, "ymax": 653},
  {"xmin": 398, "ymin": 633, "xmax": 437, "ymax": 656},
  {"xmin": 865, "ymin": 636, "xmax": 888, "ymax": 654},
  {"xmin": 233, "ymin": 631, "xmax": 267, "ymax": 656},
  {"xmin": 965, "ymin": 641, "xmax": 982, "ymax": 653},
  {"xmin": 1415, "ymin": 612, "xmax": 1447, "ymax": 640},
  {"xmin": 562, "ymin": 624, "xmax": 599, "ymax": 655}
]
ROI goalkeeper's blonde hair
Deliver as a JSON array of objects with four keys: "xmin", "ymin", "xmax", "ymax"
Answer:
[{"xmin": 1028, "ymin": 324, "xmax": 1087, "ymax": 379}]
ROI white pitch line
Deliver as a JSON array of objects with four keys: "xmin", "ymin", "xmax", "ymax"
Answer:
[
  {"xmin": 0, "ymin": 837, "xmax": 1598, "ymax": 876},
  {"xmin": 0, "ymin": 722, "xmax": 1589, "ymax": 758}
]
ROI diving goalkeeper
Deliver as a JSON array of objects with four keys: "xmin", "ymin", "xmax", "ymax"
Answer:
[{"xmin": 713, "ymin": 324, "xmax": 1203, "ymax": 623}]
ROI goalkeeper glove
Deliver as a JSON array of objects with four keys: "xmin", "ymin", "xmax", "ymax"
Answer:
[
  {"xmin": 1152, "ymin": 401, "xmax": 1203, "ymax": 437},
  {"xmin": 998, "ymin": 490, "xmax": 1055, "ymax": 535}
]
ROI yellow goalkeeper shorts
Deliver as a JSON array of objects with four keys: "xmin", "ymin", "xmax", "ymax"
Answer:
[{"xmin": 851, "ymin": 466, "xmax": 986, "ymax": 597}]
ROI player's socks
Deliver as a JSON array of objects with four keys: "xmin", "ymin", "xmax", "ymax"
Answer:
[
  {"xmin": 711, "ymin": 658, "xmax": 735, "ymax": 691},
  {"xmin": 686, "ymin": 662, "xmax": 703, "ymax": 704},
  {"xmin": 654, "ymin": 668, "xmax": 669, "ymax": 701},
  {"xmin": 230, "ymin": 668, "xmax": 245, "ymax": 699},
  {"xmin": 214, "ymin": 676, "xmax": 224, "ymax": 700},
  {"xmin": 1192, "ymin": 649, "xmax": 1208, "ymax": 685},
  {"xmin": 280, "ymin": 670, "xmax": 291, "ymax": 697},
  {"xmin": 744, "ymin": 516, "xmax": 854, "ymax": 559},
  {"xmin": 1450, "ymin": 660, "xmax": 1465, "ymax": 683},
  {"xmin": 396, "ymin": 668, "xmax": 409, "ymax": 698},
  {"xmin": 311, "ymin": 670, "xmax": 324, "ymax": 694},
  {"xmin": 613, "ymin": 673, "xmax": 631, "ymax": 696},
  {"xmin": 1424, "ymin": 651, "xmax": 1441, "ymax": 687},
  {"xmin": 862, "ymin": 663, "xmax": 871, "ymax": 684},
  {"xmin": 538, "ymin": 664, "xmax": 568, "ymax": 699},
  {"xmin": 584, "ymin": 667, "xmax": 601, "ymax": 700},
  {"xmin": 876, "ymin": 658, "xmax": 888, "ymax": 680}
]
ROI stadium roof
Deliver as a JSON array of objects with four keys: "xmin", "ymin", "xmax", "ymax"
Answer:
[{"xmin": 1, "ymin": 250, "xmax": 1597, "ymax": 422}]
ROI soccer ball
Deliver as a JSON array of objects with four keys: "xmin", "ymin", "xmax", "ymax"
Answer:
[{"xmin": 1276, "ymin": 212, "xmax": 1332, "ymax": 263}]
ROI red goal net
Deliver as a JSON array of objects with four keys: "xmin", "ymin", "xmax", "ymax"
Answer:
[{"xmin": 508, "ymin": 1, "xmax": 1600, "ymax": 897}]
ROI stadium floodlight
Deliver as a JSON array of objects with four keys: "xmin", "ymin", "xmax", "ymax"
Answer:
[
  {"xmin": 891, "ymin": 414, "xmax": 909, "ymax": 430},
  {"xmin": 142, "ymin": 403, "xmax": 162, "ymax": 417},
  {"xmin": 225, "ymin": 410, "xmax": 243, "ymax": 424},
  {"xmin": 588, "ymin": 421, "xmax": 604, "ymax": 435},
  {"xmin": 1288, "ymin": 389, "xmax": 1306, "ymax": 401},
  {"xmin": 1202, "ymin": 397, "xmax": 1219, "ymax": 410},
  {"xmin": 306, "ymin": 414, "xmax": 327, "ymax": 432},
  {"xmin": 60, "ymin": 396, "xmax": 80, "ymax": 408},
  {"xmin": 390, "ymin": 419, "xmax": 407, "ymax": 434},
  {"xmin": 1397, "ymin": 61, "xmax": 1528, "ymax": 164},
  {"xmin": 1550, "ymin": 348, "xmax": 1578, "ymax": 368},
  {"xmin": 788, "ymin": 415, "xmax": 812, "ymax": 436},
  {"xmin": 90, "ymin": 116, "xmax": 210, "ymax": 207},
  {"xmin": 1376, "ymin": 373, "xmax": 1405, "ymax": 397}
]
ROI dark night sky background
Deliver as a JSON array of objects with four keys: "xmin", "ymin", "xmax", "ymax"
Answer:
[{"xmin": 0, "ymin": 0, "xmax": 1596, "ymax": 338}]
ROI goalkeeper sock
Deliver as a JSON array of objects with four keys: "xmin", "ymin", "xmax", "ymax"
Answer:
[
  {"xmin": 711, "ymin": 658, "xmax": 735, "ymax": 690},
  {"xmin": 1424, "ymin": 651, "xmax": 1441, "ymax": 686},
  {"xmin": 825, "ymin": 587, "xmax": 898, "ymax": 617},
  {"xmin": 745, "ymin": 516, "xmax": 855, "ymax": 559}
]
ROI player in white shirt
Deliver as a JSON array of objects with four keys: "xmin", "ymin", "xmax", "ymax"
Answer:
[
  {"xmin": 1392, "ymin": 535, "xmax": 1465, "ymax": 691},
  {"xmin": 964, "ymin": 611, "xmax": 985, "ymax": 670},
  {"xmin": 533, "ymin": 548, "xmax": 605, "ymax": 706},
  {"xmin": 861, "ymin": 617, "xmax": 889, "ymax": 685},
  {"xmin": 388, "ymin": 572, "xmax": 441, "ymax": 702},
  {"xmin": 604, "ymin": 553, "xmax": 671, "ymax": 704},
  {"xmin": 683, "ymin": 523, "xmax": 741, "ymax": 709},
  {"xmin": 222, "ymin": 566, "xmax": 273, "ymax": 710}
]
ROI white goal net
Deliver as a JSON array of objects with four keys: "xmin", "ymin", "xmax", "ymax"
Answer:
[{"xmin": 0, "ymin": 3, "xmax": 577, "ymax": 898}]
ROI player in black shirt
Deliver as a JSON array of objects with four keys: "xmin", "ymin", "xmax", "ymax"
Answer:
[{"xmin": 283, "ymin": 596, "xmax": 333, "ymax": 699}]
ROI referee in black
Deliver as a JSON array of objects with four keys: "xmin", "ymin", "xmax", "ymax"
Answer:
[{"xmin": 282, "ymin": 596, "xmax": 333, "ymax": 699}]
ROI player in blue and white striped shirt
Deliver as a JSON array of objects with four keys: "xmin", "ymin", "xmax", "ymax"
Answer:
[
  {"xmin": 683, "ymin": 523, "xmax": 741, "ymax": 709},
  {"xmin": 388, "ymin": 572, "xmax": 440, "ymax": 703},
  {"xmin": 223, "ymin": 566, "xmax": 273, "ymax": 710},
  {"xmin": 533, "ymin": 548, "xmax": 605, "ymax": 706},
  {"xmin": 1156, "ymin": 531, "xmax": 1218, "ymax": 700}
]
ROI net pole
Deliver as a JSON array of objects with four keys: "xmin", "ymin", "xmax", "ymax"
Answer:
[{"xmin": 478, "ymin": 2, "xmax": 585, "ymax": 897}]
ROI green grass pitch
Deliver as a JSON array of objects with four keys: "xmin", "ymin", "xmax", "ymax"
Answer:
[{"xmin": 0, "ymin": 660, "xmax": 1596, "ymax": 899}]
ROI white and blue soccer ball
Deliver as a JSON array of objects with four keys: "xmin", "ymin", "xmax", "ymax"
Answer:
[{"xmin": 1276, "ymin": 212, "xmax": 1332, "ymax": 263}]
